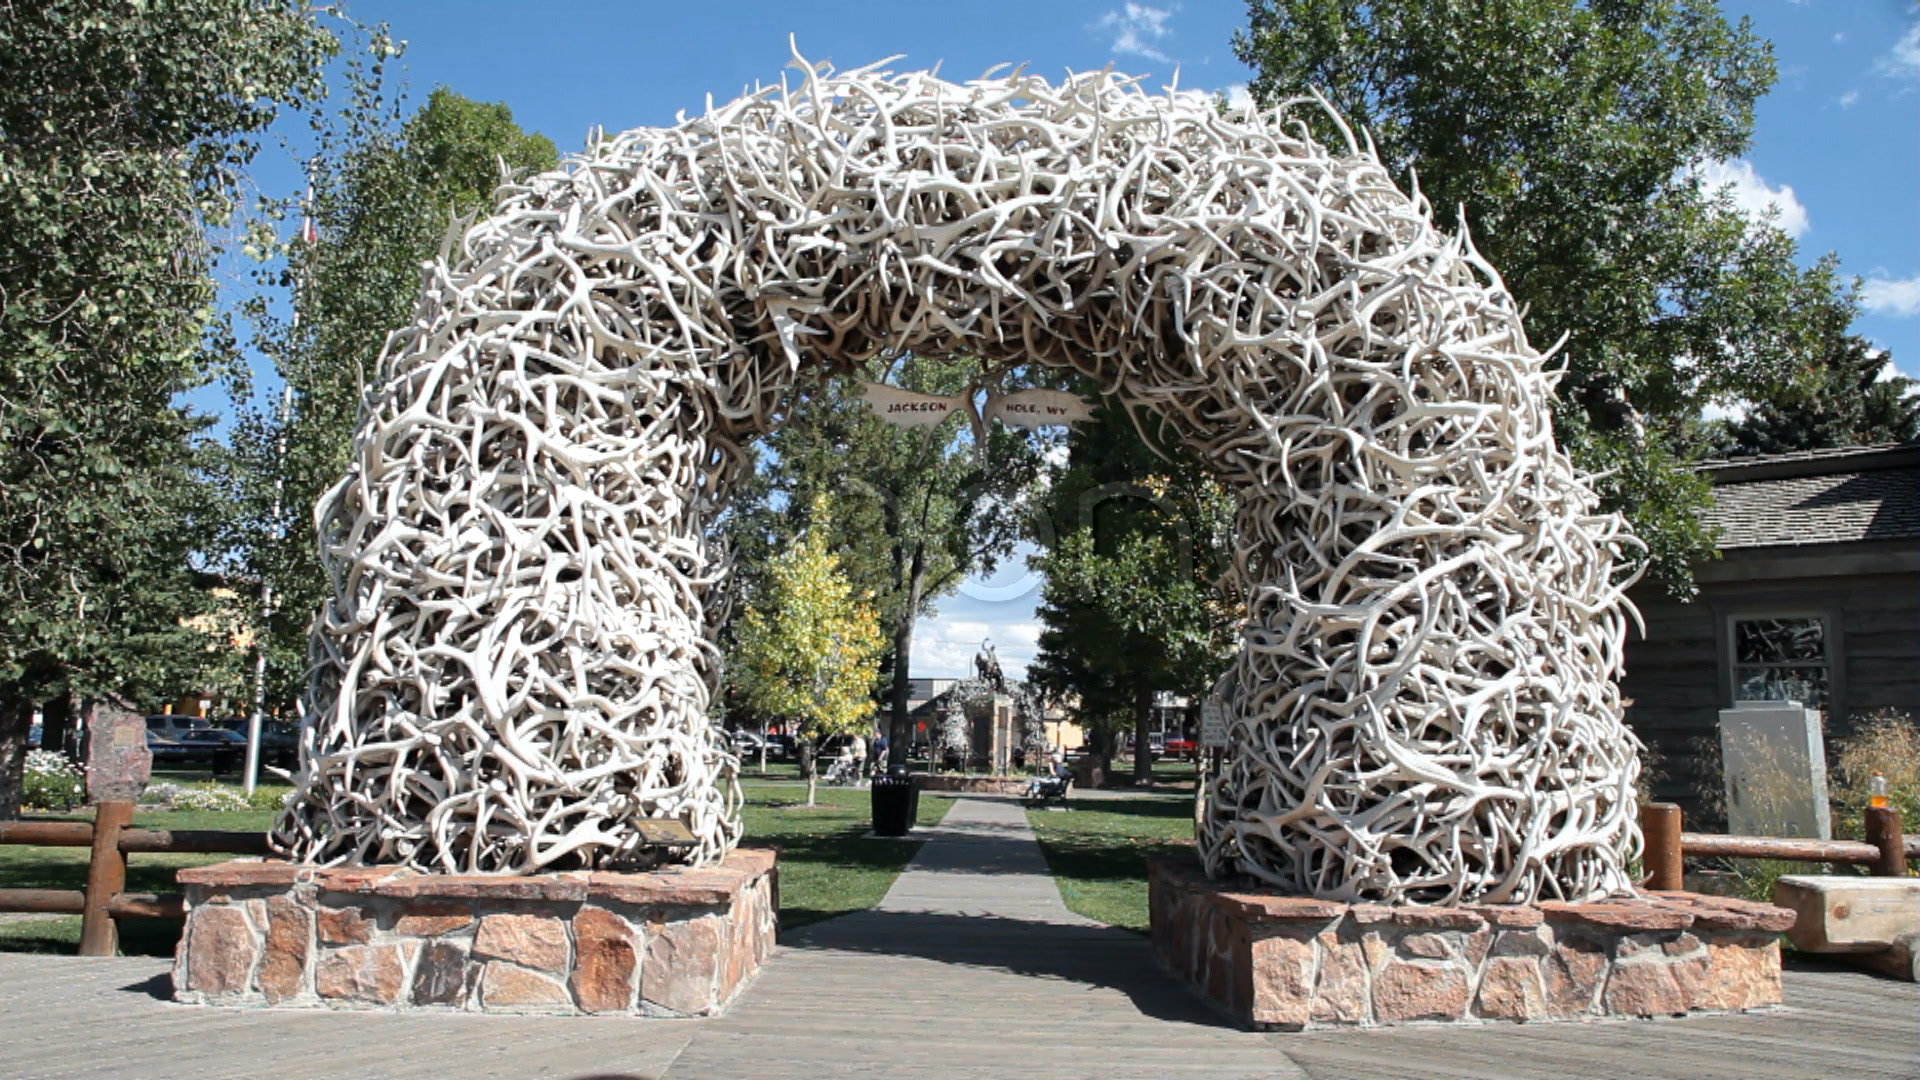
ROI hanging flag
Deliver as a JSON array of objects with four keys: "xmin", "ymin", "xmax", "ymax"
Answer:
[
  {"xmin": 983, "ymin": 388, "xmax": 1094, "ymax": 428},
  {"xmin": 855, "ymin": 382, "xmax": 968, "ymax": 428}
]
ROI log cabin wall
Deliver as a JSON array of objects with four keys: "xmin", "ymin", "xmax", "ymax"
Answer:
[{"xmin": 1622, "ymin": 445, "xmax": 1920, "ymax": 824}]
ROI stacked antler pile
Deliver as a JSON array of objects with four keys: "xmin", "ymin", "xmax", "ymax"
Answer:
[{"xmin": 277, "ymin": 53, "xmax": 1643, "ymax": 901}]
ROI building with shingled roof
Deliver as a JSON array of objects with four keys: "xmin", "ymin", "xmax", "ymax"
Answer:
[{"xmin": 1621, "ymin": 443, "xmax": 1919, "ymax": 818}]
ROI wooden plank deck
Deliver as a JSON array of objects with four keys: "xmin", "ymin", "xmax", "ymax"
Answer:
[{"xmin": 0, "ymin": 796, "xmax": 1912, "ymax": 1079}]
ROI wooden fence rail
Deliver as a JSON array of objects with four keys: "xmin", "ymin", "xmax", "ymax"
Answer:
[
  {"xmin": 3, "ymin": 799, "xmax": 1911, "ymax": 958},
  {"xmin": 0, "ymin": 800, "xmax": 270, "ymax": 956},
  {"xmin": 1640, "ymin": 802, "xmax": 1914, "ymax": 891}
]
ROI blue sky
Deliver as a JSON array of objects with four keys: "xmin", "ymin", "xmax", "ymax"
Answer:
[{"xmin": 229, "ymin": 1, "xmax": 1919, "ymax": 679}]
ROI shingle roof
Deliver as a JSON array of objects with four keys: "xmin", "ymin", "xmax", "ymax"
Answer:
[{"xmin": 1699, "ymin": 444, "xmax": 1919, "ymax": 549}]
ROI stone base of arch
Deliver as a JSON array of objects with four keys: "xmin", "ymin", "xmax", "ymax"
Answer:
[
  {"xmin": 1147, "ymin": 855, "xmax": 1792, "ymax": 1030},
  {"xmin": 170, "ymin": 851, "xmax": 777, "ymax": 1017}
]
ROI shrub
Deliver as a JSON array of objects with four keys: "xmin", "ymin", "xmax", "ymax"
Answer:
[
  {"xmin": 1830, "ymin": 709, "xmax": 1919, "ymax": 839},
  {"xmin": 22, "ymin": 750, "xmax": 86, "ymax": 812}
]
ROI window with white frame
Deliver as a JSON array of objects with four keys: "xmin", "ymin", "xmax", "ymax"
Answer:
[{"xmin": 1729, "ymin": 616, "xmax": 1831, "ymax": 714}]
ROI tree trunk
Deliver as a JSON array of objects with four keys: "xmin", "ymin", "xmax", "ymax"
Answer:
[
  {"xmin": 43, "ymin": 692, "xmax": 76, "ymax": 759},
  {"xmin": 1085, "ymin": 725, "xmax": 1113, "ymax": 784},
  {"xmin": 0, "ymin": 699, "xmax": 30, "ymax": 820},
  {"xmin": 758, "ymin": 718, "xmax": 769, "ymax": 774},
  {"xmin": 1133, "ymin": 682, "xmax": 1154, "ymax": 786},
  {"xmin": 800, "ymin": 738, "xmax": 818, "ymax": 807},
  {"xmin": 888, "ymin": 617, "xmax": 914, "ymax": 771},
  {"xmin": 885, "ymin": 555, "xmax": 926, "ymax": 771}
]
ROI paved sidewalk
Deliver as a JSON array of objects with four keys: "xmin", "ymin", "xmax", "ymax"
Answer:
[{"xmin": 662, "ymin": 794, "xmax": 1294, "ymax": 1079}]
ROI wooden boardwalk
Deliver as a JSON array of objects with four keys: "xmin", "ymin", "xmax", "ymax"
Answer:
[{"xmin": 1, "ymin": 796, "xmax": 1914, "ymax": 1079}]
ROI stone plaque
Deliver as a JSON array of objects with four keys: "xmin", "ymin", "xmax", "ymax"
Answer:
[
  {"xmin": 1199, "ymin": 700, "xmax": 1228, "ymax": 748},
  {"xmin": 1719, "ymin": 700, "xmax": 1829, "ymax": 840},
  {"xmin": 85, "ymin": 701, "xmax": 151, "ymax": 804}
]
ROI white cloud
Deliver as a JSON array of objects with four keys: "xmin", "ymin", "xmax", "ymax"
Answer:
[
  {"xmin": 1838, "ymin": 90, "xmax": 1860, "ymax": 108},
  {"xmin": 1877, "ymin": 21, "xmax": 1920, "ymax": 79},
  {"xmin": 1223, "ymin": 83, "xmax": 1255, "ymax": 113},
  {"xmin": 1861, "ymin": 275, "xmax": 1920, "ymax": 318},
  {"xmin": 1692, "ymin": 158, "xmax": 1809, "ymax": 238},
  {"xmin": 1701, "ymin": 401, "xmax": 1748, "ymax": 424},
  {"xmin": 1095, "ymin": 3, "xmax": 1176, "ymax": 63},
  {"xmin": 909, "ymin": 616, "xmax": 1040, "ymax": 680},
  {"xmin": 1866, "ymin": 349, "xmax": 1904, "ymax": 383}
]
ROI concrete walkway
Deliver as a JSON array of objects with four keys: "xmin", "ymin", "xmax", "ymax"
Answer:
[
  {"xmin": 662, "ymin": 794, "xmax": 1293, "ymax": 1079},
  {"xmin": 2, "ymin": 795, "xmax": 1915, "ymax": 1079}
]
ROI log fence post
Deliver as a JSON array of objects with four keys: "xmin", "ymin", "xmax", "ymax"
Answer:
[
  {"xmin": 1640, "ymin": 802, "xmax": 1684, "ymax": 892},
  {"xmin": 1864, "ymin": 806, "xmax": 1908, "ymax": 878},
  {"xmin": 78, "ymin": 799, "xmax": 133, "ymax": 956}
]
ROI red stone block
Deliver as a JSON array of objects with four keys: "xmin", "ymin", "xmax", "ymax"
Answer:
[
  {"xmin": 1392, "ymin": 907, "xmax": 1487, "ymax": 931},
  {"xmin": 1540, "ymin": 900, "xmax": 1694, "ymax": 932},
  {"xmin": 315, "ymin": 944, "xmax": 410, "ymax": 1004},
  {"xmin": 373, "ymin": 874, "xmax": 587, "ymax": 902},
  {"xmin": 185, "ymin": 905, "xmax": 257, "ymax": 996},
  {"xmin": 316, "ymin": 905, "xmax": 372, "ymax": 946},
  {"xmin": 257, "ymin": 897, "xmax": 311, "ymax": 1004},
  {"xmin": 411, "ymin": 940, "xmax": 470, "ymax": 1006},
  {"xmin": 1475, "ymin": 955, "xmax": 1546, "ymax": 1021},
  {"xmin": 642, "ymin": 914, "xmax": 724, "ymax": 1015},
  {"xmin": 1466, "ymin": 903, "xmax": 1545, "ymax": 928},
  {"xmin": 1373, "ymin": 960, "xmax": 1470, "ymax": 1023},
  {"xmin": 573, "ymin": 907, "xmax": 639, "ymax": 1014},
  {"xmin": 473, "ymin": 912, "xmax": 569, "ymax": 973},
  {"xmin": 1309, "ymin": 932, "xmax": 1370, "ymax": 1025},
  {"xmin": 393, "ymin": 900, "xmax": 473, "ymax": 937},
  {"xmin": 1215, "ymin": 892, "xmax": 1348, "ymax": 923},
  {"xmin": 1603, "ymin": 960, "xmax": 1688, "ymax": 1016},
  {"xmin": 480, "ymin": 962, "xmax": 571, "ymax": 1009},
  {"xmin": 178, "ymin": 861, "xmax": 305, "ymax": 888},
  {"xmin": 1541, "ymin": 937, "xmax": 1608, "ymax": 1017},
  {"xmin": 1247, "ymin": 931, "xmax": 1314, "ymax": 1028}
]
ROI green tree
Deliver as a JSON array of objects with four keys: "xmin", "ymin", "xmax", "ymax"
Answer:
[
  {"xmin": 723, "ymin": 359, "xmax": 1044, "ymax": 769},
  {"xmin": 223, "ymin": 65, "xmax": 556, "ymax": 710},
  {"xmin": 730, "ymin": 498, "xmax": 885, "ymax": 805},
  {"xmin": 0, "ymin": 0, "xmax": 331, "ymax": 815},
  {"xmin": 1028, "ymin": 405, "xmax": 1238, "ymax": 784},
  {"xmin": 1719, "ymin": 334, "xmax": 1919, "ymax": 456},
  {"xmin": 1235, "ymin": 0, "xmax": 1860, "ymax": 590}
]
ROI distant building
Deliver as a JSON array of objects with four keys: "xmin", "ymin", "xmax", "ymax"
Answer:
[{"xmin": 1621, "ymin": 444, "xmax": 1919, "ymax": 818}]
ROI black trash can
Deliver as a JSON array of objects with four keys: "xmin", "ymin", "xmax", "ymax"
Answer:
[{"xmin": 871, "ymin": 767, "xmax": 917, "ymax": 837}]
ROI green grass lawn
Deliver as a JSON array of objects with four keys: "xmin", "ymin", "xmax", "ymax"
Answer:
[
  {"xmin": 741, "ymin": 782, "xmax": 952, "ymax": 932},
  {"xmin": 1025, "ymin": 794, "xmax": 1195, "ymax": 933},
  {"xmin": 0, "ymin": 781, "xmax": 952, "ymax": 955}
]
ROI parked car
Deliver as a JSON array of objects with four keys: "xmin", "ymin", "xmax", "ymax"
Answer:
[
  {"xmin": 144, "ymin": 717, "xmax": 243, "ymax": 773},
  {"xmin": 214, "ymin": 716, "xmax": 299, "ymax": 769},
  {"xmin": 726, "ymin": 729, "xmax": 789, "ymax": 761},
  {"xmin": 174, "ymin": 728, "xmax": 248, "ymax": 774},
  {"xmin": 145, "ymin": 728, "xmax": 193, "ymax": 763},
  {"xmin": 1164, "ymin": 736, "xmax": 1198, "ymax": 761},
  {"xmin": 145, "ymin": 714, "xmax": 210, "ymax": 738}
]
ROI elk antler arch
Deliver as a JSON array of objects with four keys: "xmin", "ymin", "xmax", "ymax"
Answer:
[{"xmin": 273, "ymin": 58, "xmax": 1645, "ymax": 905}]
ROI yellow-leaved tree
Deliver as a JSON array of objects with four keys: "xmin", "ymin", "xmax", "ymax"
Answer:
[{"xmin": 730, "ymin": 498, "xmax": 884, "ymax": 806}]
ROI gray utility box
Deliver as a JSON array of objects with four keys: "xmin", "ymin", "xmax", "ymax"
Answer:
[{"xmin": 1718, "ymin": 699, "xmax": 1830, "ymax": 840}]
